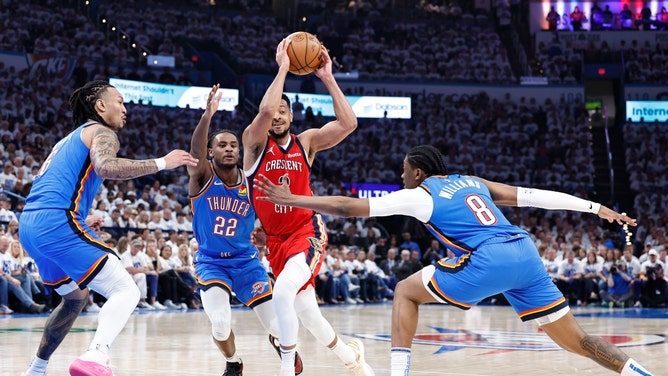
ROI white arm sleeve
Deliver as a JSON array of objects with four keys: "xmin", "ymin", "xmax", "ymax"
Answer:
[
  {"xmin": 516, "ymin": 187, "xmax": 601, "ymax": 214},
  {"xmin": 368, "ymin": 188, "xmax": 433, "ymax": 222}
]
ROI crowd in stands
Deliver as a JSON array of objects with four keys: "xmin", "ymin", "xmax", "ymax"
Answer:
[
  {"xmin": 547, "ymin": 3, "xmax": 668, "ymax": 32},
  {"xmin": 1, "ymin": 0, "xmax": 667, "ymax": 314},
  {"xmin": 534, "ymin": 33, "xmax": 668, "ymax": 84}
]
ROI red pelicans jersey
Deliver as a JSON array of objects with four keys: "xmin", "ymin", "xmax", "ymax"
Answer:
[{"xmin": 248, "ymin": 134, "xmax": 317, "ymax": 235}]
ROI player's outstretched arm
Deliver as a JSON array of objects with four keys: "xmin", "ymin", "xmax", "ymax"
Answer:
[
  {"xmin": 242, "ymin": 39, "xmax": 291, "ymax": 170},
  {"xmin": 253, "ymin": 173, "xmax": 370, "ymax": 217},
  {"xmin": 304, "ymin": 46, "xmax": 357, "ymax": 154},
  {"xmin": 90, "ymin": 125, "xmax": 198, "ymax": 180},
  {"xmin": 483, "ymin": 178, "xmax": 636, "ymax": 226},
  {"xmin": 188, "ymin": 84, "xmax": 221, "ymax": 189}
]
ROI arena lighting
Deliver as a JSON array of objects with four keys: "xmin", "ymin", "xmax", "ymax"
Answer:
[
  {"xmin": 101, "ymin": 18, "xmax": 106, "ymax": 23},
  {"xmin": 111, "ymin": 26, "xmax": 116, "ymax": 31},
  {"xmin": 147, "ymin": 55, "xmax": 175, "ymax": 68},
  {"xmin": 598, "ymin": 68, "xmax": 606, "ymax": 76}
]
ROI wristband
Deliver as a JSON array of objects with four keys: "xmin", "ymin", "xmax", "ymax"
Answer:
[{"xmin": 154, "ymin": 157, "xmax": 166, "ymax": 171}]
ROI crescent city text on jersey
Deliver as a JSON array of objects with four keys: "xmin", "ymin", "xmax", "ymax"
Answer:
[
  {"xmin": 438, "ymin": 177, "xmax": 481, "ymax": 199},
  {"xmin": 264, "ymin": 159, "xmax": 304, "ymax": 172},
  {"xmin": 205, "ymin": 196, "xmax": 251, "ymax": 216}
]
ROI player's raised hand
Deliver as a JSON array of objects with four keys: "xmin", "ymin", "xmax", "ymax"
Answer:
[
  {"xmin": 162, "ymin": 149, "xmax": 199, "ymax": 169},
  {"xmin": 204, "ymin": 84, "xmax": 221, "ymax": 118},
  {"xmin": 253, "ymin": 173, "xmax": 293, "ymax": 205},
  {"xmin": 276, "ymin": 38, "xmax": 291, "ymax": 70},
  {"xmin": 314, "ymin": 45, "xmax": 332, "ymax": 79}
]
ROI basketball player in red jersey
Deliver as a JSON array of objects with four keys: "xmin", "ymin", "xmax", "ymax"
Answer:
[{"xmin": 243, "ymin": 39, "xmax": 374, "ymax": 376}]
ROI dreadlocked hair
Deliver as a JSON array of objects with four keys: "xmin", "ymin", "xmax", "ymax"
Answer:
[
  {"xmin": 68, "ymin": 80, "xmax": 112, "ymax": 127},
  {"xmin": 405, "ymin": 145, "xmax": 447, "ymax": 177}
]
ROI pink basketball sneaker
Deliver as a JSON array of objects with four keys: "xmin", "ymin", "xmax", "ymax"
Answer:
[{"xmin": 69, "ymin": 351, "xmax": 113, "ymax": 376}]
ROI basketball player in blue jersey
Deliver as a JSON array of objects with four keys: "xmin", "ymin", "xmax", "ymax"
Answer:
[
  {"xmin": 187, "ymin": 84, "xmax": 302, "ymax": 376},
  {"xmin": 254, "ymin": 145, "xmax": 654, "ymax": 376},
  {"xmin": 19, "ymin": 80, "xmax": 199, "ymax": 376}
]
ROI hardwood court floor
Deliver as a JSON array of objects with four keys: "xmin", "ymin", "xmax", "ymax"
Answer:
[{"xmin": 1, "ymin": 303, "xmax": 666, "ymax": 375}]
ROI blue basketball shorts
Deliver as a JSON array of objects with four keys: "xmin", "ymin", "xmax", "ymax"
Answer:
[
  {"xmin": 423, "ymin": 235, "xmax": 569, "ymax": 322},
  {"xmin": 19, "ymin": 209, "xmax": 116, "ymax": 289},
  {"xmin": 194, "ymin": 251, "xmax": 272, "ymax": 308}
]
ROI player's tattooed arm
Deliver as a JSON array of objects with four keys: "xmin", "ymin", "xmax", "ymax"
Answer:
[{"xmin": 90, "ymin": 127, "xmax": 158, "ymax": 179}]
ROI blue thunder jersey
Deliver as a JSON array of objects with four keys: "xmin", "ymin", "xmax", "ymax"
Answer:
[
  {"xmin": 190, "ymin": 165, "xmax": 256, "ymax": 259},
  {"xmin": 419, "ymin": 175, "xmax": 528, "ymax": 256},
  {"xmin": 24, "ymin": 122, "xmax": 103, "ymax": 216}
]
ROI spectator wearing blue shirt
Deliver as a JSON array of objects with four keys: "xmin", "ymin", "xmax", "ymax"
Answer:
[
  {"xmin": 599, "ymin": 262, "xmax": 634, "ymax": 308},
  {"xmin": 399, "ymin": 231, "xmax": 421, "ymax": 258}
]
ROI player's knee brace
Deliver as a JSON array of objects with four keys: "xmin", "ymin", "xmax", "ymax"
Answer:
[
  {"xmin": 200, "ymin": 287, "xmax": 232, "ymax": 341},
  {"xmin": 208, "ymin": 308, "xmax": 232, "ymax": 341}
]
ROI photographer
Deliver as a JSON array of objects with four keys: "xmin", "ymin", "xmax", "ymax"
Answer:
[
  {"xmin": 636, "ymin": 249, "xmax": 667, "ymax": 307},
  {"xmin": 640, "ymin": 264, "xmax": 667, "ymax": 308},
  {"xmin": 599, "ymin": 261, "xmax": 634, "ymax": 308}
]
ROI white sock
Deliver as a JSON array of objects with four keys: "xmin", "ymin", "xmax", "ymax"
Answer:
[
  {"xmin": 280, "ymin": 348, "xmax": 296, "ymax": 372},
  {"xmin": 26, "ymin": 356, "xmax": 48, "ymax": 376},
  {"xmin": 391, "ymin": 347, "xmax": 411, "ymax": 376},
  {"xmin": 621, "ymin": 358, "xmax": 652, "ymax": 376},
  {"xmin": 330, "ymin": 338, "xmax": 356, "ymax": 364},
  {"xmin": 225, "ymin": 353, "xmax": 241, "ymax": 363},
  {"xmin": 87, "ymin": 343, "xmax": 110, "ymax": 355}
]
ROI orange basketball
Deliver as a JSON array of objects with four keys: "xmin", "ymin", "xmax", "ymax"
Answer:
[{"xmin": 286, "ymin": 31, "xmax": 322, "ymax": 75}]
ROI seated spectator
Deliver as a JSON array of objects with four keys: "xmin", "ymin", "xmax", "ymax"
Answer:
[
  {"xmin": 330, "ymin": 248, "xmax": 357, "ymax": 304},
  {"xmin": 421, "ymin": 239, "xmax": 444, "ymax": 266},
  {"xmin": 599, "ymin": 261, "xmax": 635, "ymax": 308},
  {"xmin": 555, "ymin": 250, "xmax": 584, "ymax": 305},
  {"xmin": 173, "ymin": 243, "xmax": 197, "ymax": 290},
  {"xmin": 0, "ymin": 236, "xmax": 47, "ymax": 313},
  {"xmin": 379, "ymin": 247, "xmax": 398, "ymax": 289},
  {"xmin": 316, "ymin": 246, "xmax": 339, "ymax": 304},
  {"xmin": 399, "ymin": 231, "xmax": 421, "ymax": 258},
  {"xmin": 0, "ymin": 194, "xmax": 18, "ymax": 225},
  {"xmin": 0, "ymin": 272, "xmax": 13, "ymax": 314},
  {"xmin": 120, "ymin": 238, "xmax": 165, "ymax": 310},
  {"xmin": 8, "ymin": 240, "xmax": 43, "ymax": 301},
  {"xmin": 363, "ymin": 250, "xmax": 393, "ymax": 301},
  {"xmin": 636, "ymin": 249, "xmax": 667, "ymax": 307},
  {"xmin": 543, "ymin": 247, "xmax": 560, "ymax": 281},
  {"xmin": 640, "ymin": 264, "xmax": 667, "ymax": 308},
  {"xmin": 581, "ymin": 251, "xmax": 603, "ymax": 305},
  {"xmin": 393, "ymin": 249, "xmax": 422, "ymax": 282},
  {"xmin": 157, "ymin": 245, "xmax": 192, "ymax": 309}
]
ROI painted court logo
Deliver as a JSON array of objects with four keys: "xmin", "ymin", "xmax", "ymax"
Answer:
[{"xmin": 357, "ymin": 327, "xmax": 664, "ymax": 353}]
